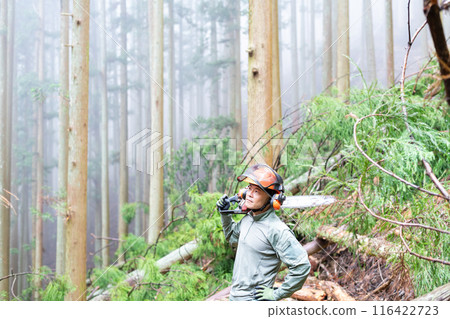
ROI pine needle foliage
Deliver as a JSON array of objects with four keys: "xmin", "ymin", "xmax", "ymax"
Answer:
[{"xmin": 280, "ymin": 68, "xmax": 449, "ymax": 297}]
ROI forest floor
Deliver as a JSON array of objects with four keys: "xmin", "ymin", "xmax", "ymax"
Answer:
[{"xmin": 304, "ymin": 244, "xmax": 415, "ymax": 301}]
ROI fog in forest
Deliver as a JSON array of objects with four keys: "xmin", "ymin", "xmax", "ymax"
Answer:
[{"xmin": 1, "ymin": 0, "xmax": 446, "ymax": 298}]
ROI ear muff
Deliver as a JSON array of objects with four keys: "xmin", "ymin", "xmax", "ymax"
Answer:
[
  {"xmin": 238, "ymin": 188, "xmax": 247, "ymax": 200},
  {"xmin": 270, "ymin": 193, "xmax": 286, "ymax": 210}
]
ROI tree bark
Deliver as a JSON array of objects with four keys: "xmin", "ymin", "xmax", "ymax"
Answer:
[
  {"xmin": 148, "ymin": 0, "xmax": 164, "ymax": 245},
  {"xmin": 386, "ymin": 0, "xmax": 394, "ymax": 86},
  {"xmin": 65, "ymin": 0, "xmax": 90, "ymax": 301},
  {"xmin": 316, "ymin": 225, "xmax": 400, "ymax": 259},
  {"xmin": 272, "ymin": 0, "xmax": 282, "ymax": 133},
  {"xmin": 0, "ymin": 0, "xmax": 8, "ymax": 299},
  {"xmin": 248, "ymin": 0, "xmax": 273, "ymax": 166},
  {"xmin": 309, "ymin": 0, "xmax": 316, "ymax": 97},
  {"xmin": 210, "ymin": 10, "xmax": 219, "ymax": 116},
  {"xmin": 414, "ymin": 282, "xmax": 450, "ymax": 301},
  {"xmin": 33, "ymin": 0, "xmax": 45, "ymax": 300},
  {"xmin": 177, "ymin": 1, "xmax": 184, "ymax": 146},
  {"xmin": 230, "ymin": 0, "xmax": 242, "ymax": 152},
  {"xmin": 363, "ymin": 0, "xmax": 376, "ymax": 84},
  {"xmin": 290, "ymin": 0, "xmax": 299, "ymax": 107},
  {"xmin": 337, "ymin": 0, "xmax": 349, "ymax": 98},
  {"xmin": 6, "ymin": 0, "xmax": 15, "ymax": 298},
  {"xmin": 118, "ymin": 0, "xmax": 129, "ymax": 263},
  {"xmin": 56, "ymin": 0, "xmax": 70, "ymax": 276},
  {"xmin": 100, "ymin": 0, "xmax": 110, "ymax": 269},
  {"xmin": 424, "ymin": 0, "xmax": 450, "ymax": 110},
  {"xmin": 323, "ymin": 0, "xmax": 332, "ymax": 91}
]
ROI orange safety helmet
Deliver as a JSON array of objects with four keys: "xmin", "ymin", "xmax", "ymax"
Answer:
[{"xmin": 237, "ymin": 164, "xmax": 284, "ymax": 194}]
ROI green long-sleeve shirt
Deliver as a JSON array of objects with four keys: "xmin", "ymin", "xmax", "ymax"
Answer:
[{"xmin": 221, "ymin": 208, "xmax": 311, "ymax": 301}]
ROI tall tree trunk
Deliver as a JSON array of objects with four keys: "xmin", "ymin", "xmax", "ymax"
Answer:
[
  {"xmin": 148, "ymin": 0, "xmax": 164, "ymax": 244},
  {"xmin": 0, "ymin": 0, "xmax": 9, "ymax": 299},
  {"xmin": 290, "ymin": 0, "xmax": 299, "ymax": 106},
  {"xmin": 210, "ymin": 11, "xmax": 219, "ymax": 116},
  {"xmin": 386, "ymin": 0, "xmax": 394, "ymax": 87},
  {"xmin": 272, "ymin": 0, "xmax": 281, "ymax": 133},
  {"xmin": 310, "ymin": 0, "xmax": 316, "ymax": 97},
  {"xmin": 248, "ymin": 0, "xmax": 273, "ymax": 166},
  {"xmin": 134, "ymin": 0, "xmax": 144, "ymax": 235},
  {"xmin": 323, "ymin": 0, "xmax": 332, "ymax": 91},
  {"xmin": 100, "ymin": 0, "xmax": 109, "ymax": 269},
  {"xmin": 300, "ymin": 2, "xmax": 308, "ymax": 98},
  {"xmin": 229, "ymin": 1, "xmax": 242, "ymax": 152},
  {"xmin": 56, "ymin": 0, "xmax": 70, "ymax": 276},
  {"xmin": 177, "ymin": 2, "xmax": 184, "ymax": 146},
  {"xmin": 165, "ymin": 0, "xmax": 175, "ymax": 222},
  {"xmin": 7, "ymin": 0, "xmax": 15, "ymax": 296},
  {"xmin": 337, "ymin": 0, "xmax": 349, "ymax": 98},
  {"xmin": 234, "ymin": 0, "xmax": 242, "ymax": 153},
  {"xmin": 118, "ymin": 0, "xmax": 128, "ymax": 262},
  {"xmin": 33, "ymin": 0, "xmax": 45, "ymax": 300},
  {"xmin": 168, "ymin": 0, "xmax": 174, "ymax": 159},
  {"xmin": 363, "ymin": 0, "xmax": 376, "ymax": 84},
  {"xmin": 331, "ymin": 0, "xmax": 338, "ymax": 83},
  {"xmin": 65, "ymin": 0, "xmax": 90, "ymax": 301}
]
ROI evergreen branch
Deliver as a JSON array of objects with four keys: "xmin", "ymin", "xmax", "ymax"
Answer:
[
  {"xmin": 353, "ymin": 113, "xmax": 445, "ymax": 199},
  {"xmin": 399, "ymin": 226, "xmax": 450, "ymax": 265},
  {"xmin": 357, "ymin": 166, "xmax": 450, "ymax": 235},
  {"xmin": 399, "ymin": 18, "xmax": 450, "ymax": 202}
]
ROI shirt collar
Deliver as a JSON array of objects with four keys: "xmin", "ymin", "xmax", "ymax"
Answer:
[{"xmin": 250, "ymin": 207, "xmax": 275, "ymax": 221}]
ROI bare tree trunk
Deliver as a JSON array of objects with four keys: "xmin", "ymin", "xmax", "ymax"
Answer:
[
  {"xmin": 272, "ymin": 0, "xmax": 281, "ymax": 134},
  {"xmin": 386, "ymin": 0, "xmax": 394, "ymax": 87},
  {"xmin": 248, "ymin": 0, "xmax": 273, "ymax": 166},
  {"xmin": 6, "ymin": 0, "xmax": 15, "ymax": 297},
  {"xmin": 99, "ymin": 0, "xmax": 109, "ymax": 269},
  {"xmin": 168, "ymin": 0, "xmax": 174, "ymax": 158},
  {"xmin": 177, "ymin": 1, "xmax": 184, "ymax": 145},
  {"xmin": 148, "ymin": 0, "xmax": 164, "ymax": 244},
  {"xmin": 0, "ymin": 0, "xmax": 9, "ymax": 300},
  {"xmin": 134, "ymin": 0, "xmax": 144, "ymax": 235},
  {"xmin": 300, "ymin": 1, "xmax": 308, "ymax": 98},
  {"xmin": 290, "ymin": 0, "xmax": 299, "ymax": 106},
  {"xmin": 331, "ymin": 0, "xmax": 338, "ymax": 83},
  {"xmin": 310, "ymin": 0, "xmax": 316, "ymax": 97},
  {"xmin": 323, "ymin": 0, "xmax": 332, "ymax": 91},
  {"xmin": 337, "ymin": 0, "xmax": 349, "ymax": 98},
  {"xmin": 234, "ymin": 1, "xmax": 242, "ymax": 153},
  {"xmin": 65, "ymin": 0, "xmax": 90, "ymax": 301},
  {"xmin": 33, "ymin": 0, "xmax": 45, "ymax": 300},
  {"xmin": 118, "ymin": 0, "xmax": 128, "ymax": 262},
  {"xmin": 363, "ymin": 0, "xmax": 376, "ymax": 84},
  {"xmin": 210, "ymin": 11, "xmax": 219, "ymax": 116},
  {"xmin": 424, "ymin": 0, "xmax": 450, "ymax": 110},
  {"xmin": 229, "ymin": 0, "xmax": 242, "ymax": 152},
  {"xmin": 56, "ymin": 0, "xmax": 70, "ymax": 276}
]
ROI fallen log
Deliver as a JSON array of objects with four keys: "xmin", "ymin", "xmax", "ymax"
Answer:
[
  {"xmin": 306, "ymin": 276, "xmax": 355, "ymax": 301},
  {"xmin": 274, "ymin": 281, "xmax": 326, "ymax": 301},
  {"xmin": 90, "ymin": 240, "xmax": 198, "ymax": 301},
  {"xmin": 413, "ymin": 282, "xmax": 450, "ymax": 301},
  {"xmin": 316, "ymin": 225, "xmax": 400, "ymax": 260}
]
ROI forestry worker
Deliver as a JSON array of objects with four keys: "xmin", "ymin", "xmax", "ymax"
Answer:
[{"xmin": 216, "ymin": 164, "xmax": 311, "ymax": 301}]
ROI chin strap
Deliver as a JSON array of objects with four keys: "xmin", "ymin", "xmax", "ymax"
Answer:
[{"xmin": 251, "ymin": 198, "xmax": 271, "ymax": 213}]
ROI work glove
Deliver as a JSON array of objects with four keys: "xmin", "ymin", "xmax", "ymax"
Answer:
[
  {"xmin": 253, "ymin": 286, "xmax": 277, "ymax": 301},
  {"xmin": 216, "ymin": 194, "xmax": 230, "ymax": 211}
]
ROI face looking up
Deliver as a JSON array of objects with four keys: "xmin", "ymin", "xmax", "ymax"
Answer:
[{"xmin": 244, "ymin": 184, "xmax": 271, "ymax": 212}]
